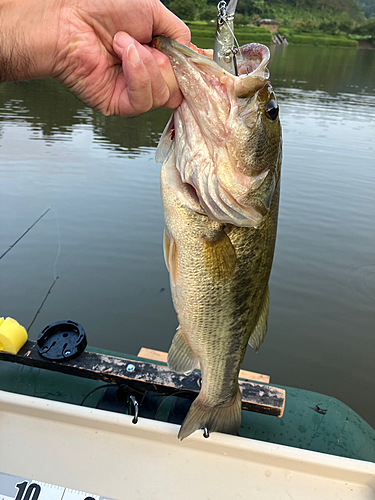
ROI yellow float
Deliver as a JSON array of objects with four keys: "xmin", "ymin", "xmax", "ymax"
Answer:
[{"xmin": 0, "ymin": 317, "xmax": 28, "ymax": 354}]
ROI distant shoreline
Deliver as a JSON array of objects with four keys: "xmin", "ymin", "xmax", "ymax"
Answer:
[{"xmin": 188, "ymin": 22, "xmax": 374, "ymax": 49}]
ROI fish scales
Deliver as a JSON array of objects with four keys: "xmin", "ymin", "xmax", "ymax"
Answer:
[
  {"xmin": 155, "ymin": 36, "xmax": 282, "ymax": 440},
  {"xmin": 162, "ymin": 164, "xmax": 279, "ymax": 399}
]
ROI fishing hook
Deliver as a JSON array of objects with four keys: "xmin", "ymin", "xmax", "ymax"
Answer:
[
  {"xmin": 216, "ymin": 0, "xmax": 242, "ymax": 76},
  {"xmin": 130, "ymin": 395, "xmax": 139, "ymax": 424},
  {"xmin": 217, "ymin": 0, "xmax": 228, "ymax": 25}
]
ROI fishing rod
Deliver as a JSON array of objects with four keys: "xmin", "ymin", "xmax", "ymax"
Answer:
[
  {"xmin": 27, "ymin": 276, "xmax": 59, "ymax": 332},
  {"xmin": 1, "ymin": 206, "xmax": 61, "ymax": 334},
  {"xmin": 0, "ymin": 206, "xmax": 52, "ymax": 260}
]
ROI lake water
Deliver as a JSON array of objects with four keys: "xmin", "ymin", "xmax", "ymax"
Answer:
[{"xmin": 0, "ymin": 44, "xmax": 374, "ymax": 428}]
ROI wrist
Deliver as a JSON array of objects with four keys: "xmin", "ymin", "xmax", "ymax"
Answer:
[{"xmin": 0, "ymin": 0, "xmax": 64, "ymax": 83}]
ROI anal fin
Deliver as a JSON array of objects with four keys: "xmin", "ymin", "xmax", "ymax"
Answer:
[
  {"xmin": 248, "ymin": 286, "xmax": 270, "ymax": 352},
  {"xmin": 168, "ymin": 326, "xmax": 198, "ymax": 374}
]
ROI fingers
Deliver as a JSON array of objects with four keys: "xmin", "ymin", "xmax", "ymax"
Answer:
[
  {"xmin": 112, "ymin": 31, "xmax": 182, "ymax": 116},
  {"xmin": 145, "ymin": 45, "xmax": 182, "ymax": 109}
]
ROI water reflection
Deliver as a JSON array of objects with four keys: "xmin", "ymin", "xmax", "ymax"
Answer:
[
  {"xmin": 91, "ymin": 110, "xmax": 171, "ymax": 156},
  {"xmin": 268, "ymin": 45, "xmax": 372, "ymax": 95},
  {"xmin": 1, "ymin": 46, "xmax": 374, "ymax": 152},
  {"xmin": 0, "ymin": 79, "xmax": 172, "ymax": 154}
]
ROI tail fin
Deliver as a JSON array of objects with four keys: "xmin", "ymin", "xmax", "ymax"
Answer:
[{"xmin": 178, "ymin": 387, "xmax": 242, "ymax": 440}]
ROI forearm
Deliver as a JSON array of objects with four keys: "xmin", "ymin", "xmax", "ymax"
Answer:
[{"xmin": 0, "ymin": 0, "xmax": 62, "ymax": 83}]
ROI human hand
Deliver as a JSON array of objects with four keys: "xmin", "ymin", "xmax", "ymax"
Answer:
[{"xmin": 0, "ymin": 0, "xmax": 190, "ymax": 117}]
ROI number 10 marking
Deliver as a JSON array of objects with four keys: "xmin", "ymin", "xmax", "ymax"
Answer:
[
  {"xmin": 12, "ymin": 479, "xmax": 101, "ymax": 499},
  {"xmin": 15, "ymin": 482, "xmax": 41, "ymax": 500}
]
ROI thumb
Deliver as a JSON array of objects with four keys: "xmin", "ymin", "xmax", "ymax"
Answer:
[{"xmin": 153, "ymin": 3, "xmax": 191, "ymax": 46}]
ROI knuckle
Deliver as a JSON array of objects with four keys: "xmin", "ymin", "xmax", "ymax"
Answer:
[
  {"xmin": 130, "ymin": 93, "xmax": 153, "ymax": 115},
  {"xmin": 153, "ymin": 85, "xmax": 170, "ymax": 108}
]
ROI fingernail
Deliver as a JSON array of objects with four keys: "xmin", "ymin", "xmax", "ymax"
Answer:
[
  {"xmin": 127, "ymin": 44, "xmax": 141, "ymax": 65},
  {"xmin": 114, "ymin": 32, "xmax": 127, "ymax": 56}
]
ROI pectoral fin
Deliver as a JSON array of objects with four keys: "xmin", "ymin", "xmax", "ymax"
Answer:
[
  {"xmin": 163, "ymin": 229, "xmax": 178, "ymax": 287},
  {"xmin": 168, "ymin": 326, "xmax": 198, "ymax": 374},
  {"xmin": 248, "ymin": 287, "xmax": 270, "ymax": 352},
  {"xmin": 155, "ymin": 115, "xmax": 174, "ymax": 163},
  {"xmin": 203, "ymin": 231, "xmax": 236, "ymax": 280}
]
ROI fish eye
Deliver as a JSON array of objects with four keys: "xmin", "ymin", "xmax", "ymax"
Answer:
[{"xmin": 265, "ymin": 100, "xmax": 279, "ymax": 121}]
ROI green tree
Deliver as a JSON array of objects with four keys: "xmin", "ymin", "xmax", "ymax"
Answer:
[
  {"xmin": 168, "ymin": 0, "xmax": 196, "ymax": 19},
  {"xmin": 192, "ymin": 0, "xmax": 208, "ymax": 13},
  {"xmin": 358, "ymin": 0, "xmax": 375, "ymax": 18},
  {"xmin": 234, "ymin": 13, "xmax": 247, "ymax": 25},
  {"xmin": 319, "ymin": 18, "xmax": 339, "ymax": 33},
  {"xmin": 352, "ymin": 18, "xmax": 375, "ymax": 35},
  {"xmin": 199, "ymin": 5, "xmax": 218, "ymax": 21},
  {"xmin": 236, "ymin": 0, "xmax": 265, "ymax": 16}
]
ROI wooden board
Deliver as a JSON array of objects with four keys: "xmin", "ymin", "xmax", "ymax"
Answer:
[
  {"xmin": 137, "ymin": 347, "xmax": 271, "ymax": 383},
  {"xmin": 0, "ymin": 341, "xmax": 285, "ymax": 417}
]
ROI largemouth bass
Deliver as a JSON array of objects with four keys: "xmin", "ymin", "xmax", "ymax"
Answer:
[{"xmin": 154, "ymin": 36, "xmax": 282, "ymax": 440}]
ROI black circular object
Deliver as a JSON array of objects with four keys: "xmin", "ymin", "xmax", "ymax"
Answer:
[
  {"xmin": 265, "ymin": 99, "xmax": 279, "ymax": 121},
  {"xmin": 37, "ymin": 320, "xmax": 87, "ymax": 361}
]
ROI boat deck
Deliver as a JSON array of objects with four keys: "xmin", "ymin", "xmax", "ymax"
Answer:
[{"xmin": 0, "ymin": 344, "xmax": 374, "ymax": 463}]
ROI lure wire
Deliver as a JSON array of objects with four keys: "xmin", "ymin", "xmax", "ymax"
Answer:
[{"xmin": 216, "ymin": 0, "xmax": 242, "ymax": 76}]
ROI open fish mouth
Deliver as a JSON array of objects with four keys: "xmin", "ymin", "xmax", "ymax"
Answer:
[
  {"xmin": 154, "ymin": 36, "xmax": 281, "ymax": 228},
  {"xmin": 154, "ymin": 37, "xmax": 270, "ymax": 97}
]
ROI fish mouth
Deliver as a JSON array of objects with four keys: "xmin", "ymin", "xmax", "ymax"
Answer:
[
  {"xmin": 154, "ymin": 36, "xmax": 278, "ymax": 228},
  {"xmin": 153, "ymin": 36, "xmax": 270, "ymax": 98}
]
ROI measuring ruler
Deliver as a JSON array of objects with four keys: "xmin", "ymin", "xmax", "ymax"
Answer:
[{"xmin": 0, "ymin": 471, "xmax": 115, "ymax": 500}]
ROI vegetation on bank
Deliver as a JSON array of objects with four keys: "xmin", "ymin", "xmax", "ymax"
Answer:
[
  {"xmin": 278, "ymin": 28, "xmax": 359, "ymax": 46},
  {"xmin": 187, "ymin": 22, "xmax": 360, "ymax": 47},
  {"xmin": 186, "ymin": 22, "xmax": 273, "ymax": 45},
  {"xmin": 162, "ymin": 0, "xmax": 375, "ymax": 47}
]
